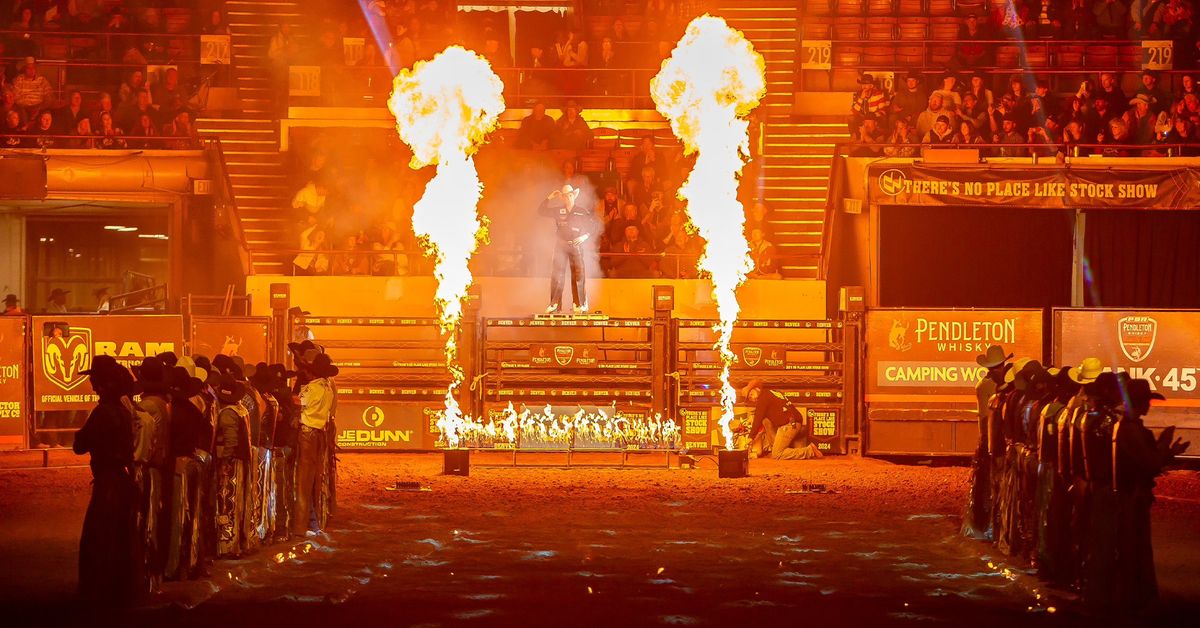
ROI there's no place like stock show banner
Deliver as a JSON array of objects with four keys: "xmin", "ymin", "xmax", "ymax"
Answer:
[{"xmin": 1054, "ymin": 309, "xmax": 1199, "ymax": 455}]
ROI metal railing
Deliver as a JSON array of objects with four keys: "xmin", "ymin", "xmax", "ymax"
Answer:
[
  {"xmin": 208, "ymin": 137, "xmax": 253, "ymax": 276},
  {"xmin": 0, "ymin": 133, "xmax": 201, "ymax": 150},
  {"xmin": 833, "ymin": 141, "xmax": 1198, "ymax": 158}
]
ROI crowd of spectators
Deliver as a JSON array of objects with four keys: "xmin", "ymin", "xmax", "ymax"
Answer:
[
  {"xmin": 849, "ymin": 67, "xmax": 1200, "ymax": 156},
  {"xmin": 0, "ymin": 2, "xmax": 215, "ymax": 148}
]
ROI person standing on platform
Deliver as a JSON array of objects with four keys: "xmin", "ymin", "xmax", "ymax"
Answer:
[
  {"xmin": 293, "ymin": 351, "xmax": 336, "ymax": 538},
  {"xmin": 963, "ymin": 344, "xmax": 1011, "ymax": 540},
  {"xmin": 72, "ymin": 355, "xmax": 140, "ymax": 606},
  {"xmin": 539, "ymin": 183, "xmax": 592, "ymax": 314}
]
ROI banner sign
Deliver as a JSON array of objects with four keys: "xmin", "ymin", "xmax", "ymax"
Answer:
[
  {"xmin": 685, "ymin": 403, "xmax": 842, "ymax": 453},
  {"xmin": 529, "ymin": 343, "xmax": 600, "ymax": 368},
  {"xmin": 289, "ymin": 66, "xmax": 321, "ymax": 97},
  {"xmin": 869, "ymin": 164, "xmax": 1200, "ymax": 210},
  {"xmin": 32, "ymin": 315, "xmax": 184, "ymax": 411},
  {"xmin": 190, "ymin": 317, "xmax": 270, "ymax": 366},
  {"xmin": 1054, "ymin": 309, "xmax": 1200, "ymax": 402},
  {"xmin": 866, "ymin": 309, "xmax": 1044, "ymax": 398},
  {"xmin": 1141, "ymin": 40, "xmax": 1173, "ymax": 70},
  {"xmin": 0, "ymin": 317, "xmax": 27, "ymax": 448},
  {"xmin": 335, "ymin": 400, "xmax": 435, "ymax": 450}
]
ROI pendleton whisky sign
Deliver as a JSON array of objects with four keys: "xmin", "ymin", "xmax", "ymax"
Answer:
[
  {"xmin": 866, "ymin": 309, "xmax": 1044, "ymax": 397},
  {"xmin": 870, "ymin": 165, "xmax": 1200, "ymax": 210}
]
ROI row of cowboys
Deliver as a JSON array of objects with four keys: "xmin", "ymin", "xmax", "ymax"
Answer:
[
  {"xmin": 70, "ymin": 340, "xmax": 339, "ymax": 606},
  {"xmin": 962, "ymin": 347, "xmax": 1190, "ymax": 614}
]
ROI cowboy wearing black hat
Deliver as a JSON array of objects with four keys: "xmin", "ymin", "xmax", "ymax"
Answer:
[
  {"xmin": 72, "ymin": 355, "xmax": 141, "ymax": 605},
  {"xmin": 266, "ymin": 362, "xmax": 300, "ymax": 541},
  {"xmin": 212, "ymin": 373, "xmax": 251, "ymax": 558},
  {"xmin": 2, "ymin": 293, "xmax": 22, "ymax": 315},
  {"xmin": 963, "ymin": 345, "xmax": 1012, "ymax": 540},
  {"xmin": 47, "ymin": 287, "xmax": 70, "ymax": 313},
  {"xmin": 539, "ymin": 183, "xmax": 593, "ymax": 314},
  {"xmin": 1034, "ymin": 366, "xmax": 1082, "ymax": 585},
  {"xmin": 131, "ymin": 356, "xmax": 173, "ymax": 590},
  {"xmin": 163, "ymin": 365, "xmax": 212, "ymax": 580},
  {"xmin": 1110, "ymin": 379, "xmax": 1188, "ymax": 611},
  {"xmin": 293, "ymin": 352, "xmax": 337, "ymax": 538}
]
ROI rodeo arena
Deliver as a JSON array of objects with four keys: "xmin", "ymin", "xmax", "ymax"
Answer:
[{"xmin": 3, "ymin": 1, "xmax": 1200, "ymax": 627}]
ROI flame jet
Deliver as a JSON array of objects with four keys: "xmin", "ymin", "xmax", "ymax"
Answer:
[
  {"xmin": 388, "ymin": 46, "xmax": 504, "ymax": 447},
  {"xmin": 650, "ymin": 16, "xmax": 765, "ymax": 450}
]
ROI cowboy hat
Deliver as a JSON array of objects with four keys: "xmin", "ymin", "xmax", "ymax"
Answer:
[
  {"xmin": 857, "ymin": 73, "xmax": 876, "ymax": 85},
  {"xmin": 212, "ymin": 374, "xmax": 247, "ymax": 405},
  {"xmin": 975, "ymin": 345, "xmax": 1013, "ymax": 369},
  {"xmin": 48, "ymin": 288, "xmax": 70, "ymax": 299},
  {"xmin": 1004, "ymin": 357, "xmax": 1033, "ymax": 384},
  {"xmin": 1014, "ymin": 359, "xmax": 1048, "ymax": 391},
  {"xmin": 82, "ymin": 355, "xmax": 134, "ymax": 393},
  {"xmin": 310, "ymin": 352, "xmax": 340, "ymax": 379},
  {"xmin": 287, "ymin": 339, "xmax": 321, "ymax": 357},
  {"xmin": 1068, "ymin": 357, "xmax": 1102, "ymax": 384},
  {"xmin": 157, "ymin": 351, "xmax": 178, "ymax": 367},
  {"xmin": 1129, "ymin": 93, "xmax": 1153, "ymax": 107},
  {"xmin": 287, "ymin": 306, "xmax": 311, "ymax": 317},
  {"xmin": 168, "ymin": 366, "xmax": 204, "ymax": 398},
  {"xmin": 2, "ymin": 294, "xmax": 17, "ymax": 304},
  {"xmin": 177, "ymin": 355, "xmax": 208, "ymax": 384},
  {"xmin": 739, "ymin": 378, "xmax": 764, "ymax": 398},
  {"xmin": 1127, "ymin": 378, "xmax": 1165, "ymax": 417},
  {"xmin": 270, "ymin": 363, "xmax": 298, "ymax": 380}
]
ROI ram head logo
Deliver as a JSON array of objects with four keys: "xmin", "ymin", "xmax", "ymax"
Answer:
[{"xmin": 43, "ymin": 327, "xmax": 93, "ymax": 391}]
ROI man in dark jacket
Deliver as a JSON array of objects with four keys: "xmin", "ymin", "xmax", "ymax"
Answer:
[{"xmin": 539, "ymin": 183, "xmax": 593, "ymax": 313}]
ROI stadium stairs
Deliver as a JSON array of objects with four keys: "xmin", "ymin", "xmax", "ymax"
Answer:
[
  {"xmin": 197, "ymin": 0, "xmax": 303, "ymax": 275},
  {"xmin": 718, "ymin": 0, "xmax": 847, "ymax": 280}
]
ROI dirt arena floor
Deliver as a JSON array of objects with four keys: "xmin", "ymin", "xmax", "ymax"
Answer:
[{"xmin": 1, "ymin": 452, "xmax": 1197, "ymax": 627}]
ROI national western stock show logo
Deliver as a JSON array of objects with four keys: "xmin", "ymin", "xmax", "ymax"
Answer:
[{"xmin": 1117, "ymin": 316, "xmax": 1157, "ymax": 363}]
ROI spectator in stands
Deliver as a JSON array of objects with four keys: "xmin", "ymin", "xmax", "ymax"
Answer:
[
  {"xmin": 1004, "ymin": 77, "xmax": 1034, "ymax": 124},
  {"xmin": 293, "ymin": 180, "xmax": 328, "ymax": 218},
  {"xmin": 268, "ymin": 22, "xmax": 298, "ymax": 69},
  {"xmin": 995, "ymin": 115, "xmax": 1026, "ymax": 156},
  {"xmin": 955, "ymin": 14, "xmax": 992, "ymax": 67},
  {"xmin": 1, "ymin": 110, "xmax": 23, "ymax": 147},
  {"xmin": 129, "ymin": 113, "xmax": 159, "ymax": 149},
  {"xmin": 152, "ymin": 68, "xmax": 186, "ymax": 116},
  {"xmin": 641, "ymin": 190, "xmax": 670, "ymax": 244},
  {"xmin": 660, "ymin": 216, "xmax": 699, "ymax": 279},
  {"xmin": 606, "ymin": 202, "xmax": 640, "ymax": 245},
  {"xmin": 11, "ymin": 6, "xmax": 35, "ymax": 31},
  {"xmin": 72, "ymin": 118, "xmax": 94, "ymax": 149},
  {"xmin": 205, "ymin": 10, "xmax": 232, "ymax": 35},
  {"xmin": 1179, "ymin": 74, "xmax": 1198, "ymax": 101},
  {"xmin": 1158, "ymin": 0, "xmax": 1196, "ymax": 40},
  {"xmin": 55, "ymin": 90, "xmax": 86, "ymax": 134},
  {"xmin": 883, "ymin": 118, "xmax": 918, "ymax": 157},
  {"xmin": 1062, "ymin": 120, "xmax": 1090, "ymax": 156},
  {"xmin": 481, "ymin": 30, "xmax": 511, "ymax": 69},
  {"xmin": 611, "ymin": 19, "xmax": 629, "ymax": 43},
  {"xmin": 1031, "ymin": 0, "xmax": 1063, "ymax": 37},
  {"xmin": 849, "ymin": 115, "xmax": 882, "ymax": 156},
  {"xmin": 1061, "ymin": 95, "xmax": 1089, "ymax": 130},
  {"xmin": 116, "ymin": 70, "xmax": 146, "ymax": 106},
  {"xmin": 391, "ymin": 21, "xmax": 417, "ymax": 70},
  {"xmin": 1124, "ymin": 94, "xmax": 1160, "ymax": 144},
  {"xmin": 1097, "ymin": 72, "xmax": 1128, "ymax": 115},
  {"xmin": 294, "ymin": 222, "xmax": 329, "ymax": 275},
  {"xmin": 554, "ymin": 28, "xmax": 589, "ymax": 95},
  {"xmin": 11, "ymin": 58, "xmax": 53, "ymax": 115},
  {"xmin": 1027, "ymin": 123, "xmax": 1059, "ymax": 157},
  {"xmin": 1089, "ymin": 96, "xmax": 1118, "ymax": 134},
  {"xmin": 608, "ymin": 224, "xmax": 652, "ymax": 278},
  {"xmin": 28, "ymin": 111, "xmax": 55, "ymax": 149},
  {"xmin": 957, "ymin": 120, "xmax": 986, "ymax": 145},
  {"xmin": 922, "ymin": 115, "xmax": 957, "ymax": 146},
  {"xmin": 90, "ymin": 92, "xmax": 115, "ymax": 129},
  {"xmin": 554, "ymin": 100, "xmax": 593, "ymax": 151},
  {"xmin": 516, "ymin": 102, "xmax": 555, "ymax": 150},
  {"xmin": 630, "ymin": 135, "xmax": 664, "ymax": 179},
  {"xmin": 1031, "ymin": 79, "xmax": 1060, "ymax": 123},
  {"xmin": 747, "ymin": 228, "xmax": 781, "ymax": 279},
  {"xmin": 330, "ymin": 235, "xmax": 370, "ymax": 275},
  {"xmin": 592, "ymin": 37, "xmax": 625, "ymax": 98},
  {"xmin": 596, "ymin": 185, "xmax": 621, "ymax": 224},
  {"xmin": 745, "ymin": 201, "xmax": 773, "ymax": 241},
  {"xmin": 1061, "ymin": 0, "xmax": 1097, "ymax": 37},
  {"xmin": 1093, "ymin": 0, "xmax": 1129, "ymax": 37},
  {"xmin": 917, "ymin": 94, "xmax": 956, "ymax": 139},
  {"xmin": 850, "ymin": 74, "xmax": 888, "ymax": 133},
  {"xmin": 966, "ymin": 71, "xmax": 994, "ymax": 107},
  {"xmin": 371, "ymin": 222, "xmax": 409, "ymax": 276},
  {"xmin": 889, "ymin": 71, "xmax": 926, "ymax": 127},
  {"xmin": 95, "ymin": 111, "xmax": 126, "ymax": 150},
  {"xmin": 1099, "ymin": 117, "xmax": 1134, "ymax": 155},
  {"xmin": 932, "ymin": 72, "xmax": 963, "ymax": 113},
  {"xmin": 1158, "ymin": 116, "xmax": 1200, "ymax": 155},
  {"xmin": 117, "ymin": 89, "xmax": 156, "ymax": 132},
  {"xmin": 1137, "ymin": 70, "xmax": 1172, "ymax": 114},
  {"xmin": 961, "ymin": 93, "xmax": 988, "ymax": 130}
]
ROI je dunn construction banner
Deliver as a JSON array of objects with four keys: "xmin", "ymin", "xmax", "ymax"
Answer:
[
  {"xmin": 869, "ymin": 165, "xmax": 1200, "ymax": 210},
  {"xmin": 1054, "ymin": 309, "xmax": 1200, "ymax": 404},
  {"xmin": 32, "ymin": 315, "xmax": 184, "ymax": 411},
  {"xmin": 866, "ymin": 309, "xmax": 1044, "ymax": 399}
]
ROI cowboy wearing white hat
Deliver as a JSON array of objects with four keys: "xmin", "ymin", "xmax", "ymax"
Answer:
[{"xmin": 538, "ymin": 182, "xmax": 593, "ymax": 314}]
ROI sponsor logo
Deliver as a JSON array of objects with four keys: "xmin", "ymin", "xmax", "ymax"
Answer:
[
  {"xmin": 878, "ymin": 169, "xmax": 907, "ymax": 196},
  {"xmin": 888, "ymin": 320, "xmax": 912, "ymax": 352},
  {"xmin": 741, "ymin": 346, "xmax": 762, "ymax": 367},
  {"xmin": 362, "ymin": 405, "xmax": 385, "ymax": 428},
  {"xmin": 220, "ymin": 336, "xmax": 243, "ymax": 356},
  {"xmin": 42, "ymin": 327, "xmax": 93, "ymax": 391},
  {"xmin": 554, "ymin": 345, "xmax": 575, "ymax": 366},
  {"xmin": 1118, "ymin": 316, "xmax": 1157, "ymax": 363}
]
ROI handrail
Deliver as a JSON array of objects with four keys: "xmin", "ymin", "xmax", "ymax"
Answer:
[
  {"xmin": 109, "ymin": 283, "xmax": 168, "ymax": 313},
  {"xmin": 0, "ymin": 133, "xmax": 201, "ymax": 149},
  {"xmin": 833, "ymin": 141, "xmax": 1196, "ymax": 156},
  {"xmin": 208, "ymin": 137, "xmax": 253, "ymax": 276}
]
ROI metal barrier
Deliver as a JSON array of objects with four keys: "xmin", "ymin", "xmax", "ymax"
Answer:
[
  {"xmin": 289, "ymin": 306, "xmax": 480, "ymax": 452},
  {"xmin": 671, "ymin": 316, "xmax": 860, "ymax": 455}
]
